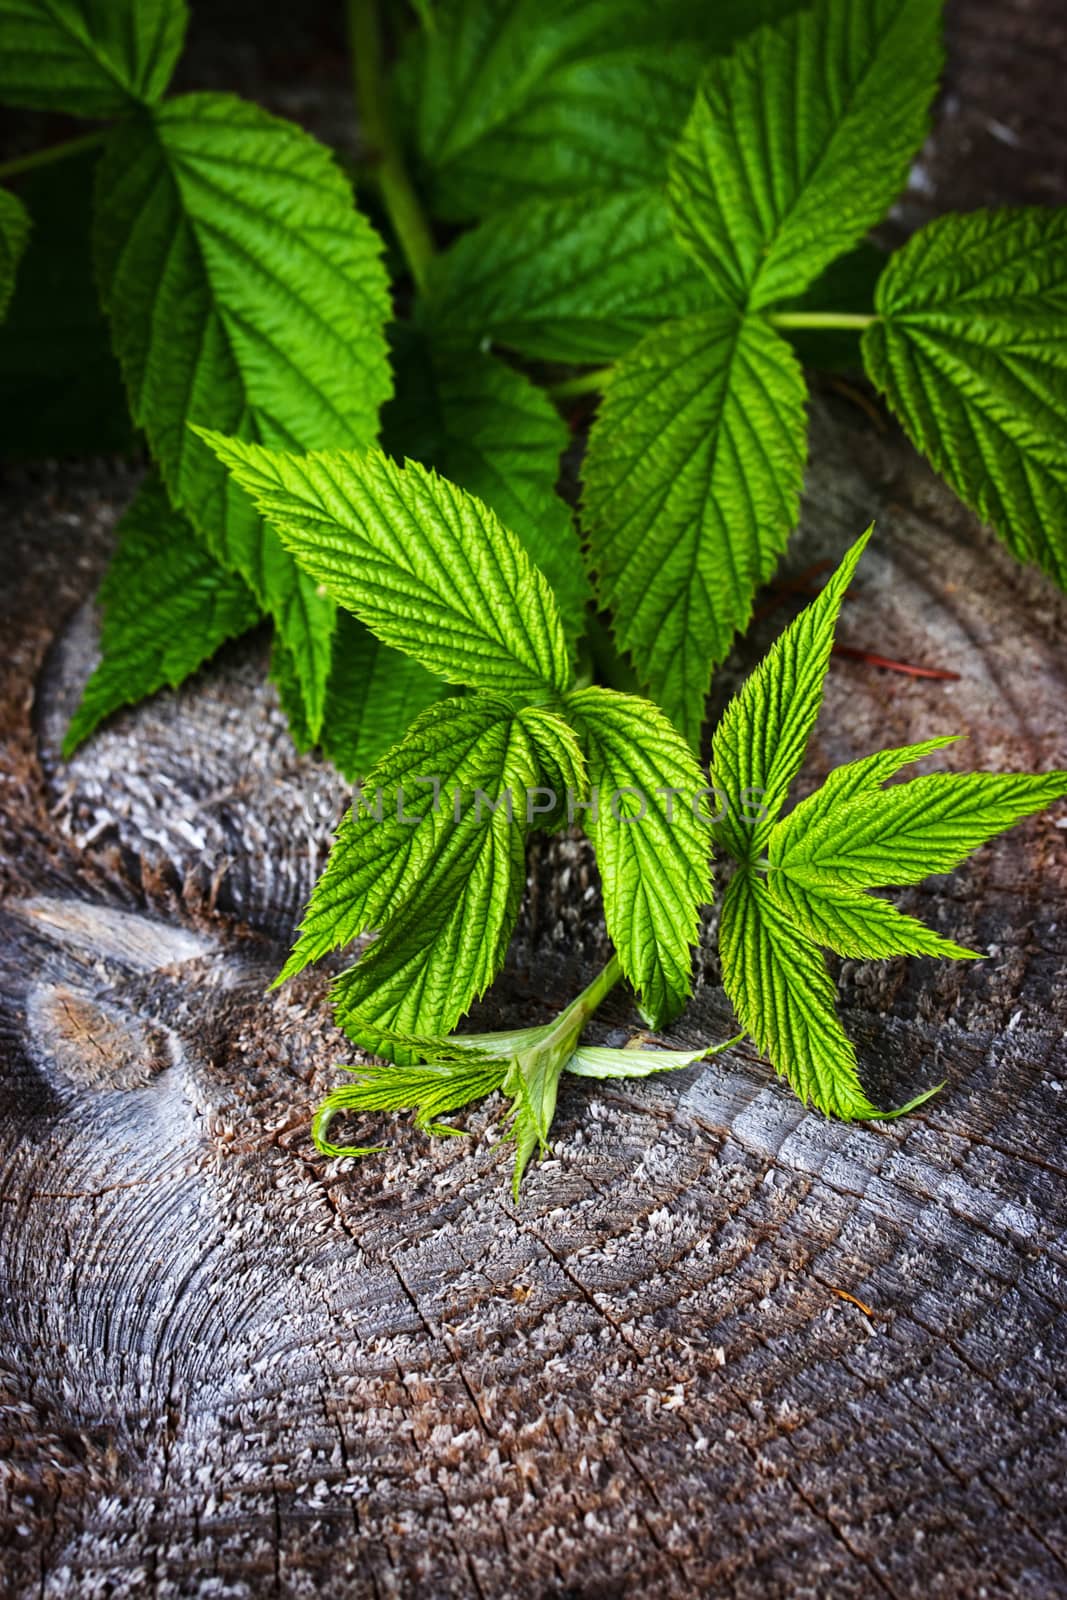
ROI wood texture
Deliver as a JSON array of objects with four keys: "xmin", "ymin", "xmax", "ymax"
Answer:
[{"xmin": 2, "ymin": 3, "xmax": 1067, "ymax": 1595}]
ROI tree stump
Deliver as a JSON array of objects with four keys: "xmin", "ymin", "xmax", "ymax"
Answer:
[{"xmin": 2, "ymin": 3, "xmax": 1066, "ymax": 1594}]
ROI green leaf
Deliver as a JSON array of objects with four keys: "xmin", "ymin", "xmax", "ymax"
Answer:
[
  {"xmin": 582, "ymin": 306, "xmax": 808, "ymax": 747},
  {"xmin": 271, "ymin": 614, "xmax": 443, "ymax": 783},
  {"xmin": 566, "ymin": 1037, "xmax": 741, "ymax": 1079},
  {"xmin": 309, "ymin": 980, "xmax": 742, "ymax": 1187},
  {"xmin": 315, "ymin": 956, "xmax": 625, "ymax": 1192},
  {"xmin": 863, "ymin": 208, "xmax": 1067, "ymax": 587},
  {"xmin": 669, "ymin": 0, "xmax": 942, "ymax": 309},
  {"xmin": 764, "ymin": 872, "xmax": 979, "ymax": 960},
  {"xmin": 515, "ymin": 703, "xmax": 587, "ymax": 833},
  {"xmin": 276, "ymin": 694, "xmax": 520, "ymax": 985},
  {"xmin": 0, "ymin": 0, "xmax": 188, "ymax": 115},
  {"xmin": 63, "ymin": 475, "xmax": 261, "ymax": 757},
  {"xmin": 94, "ymin": 92, "xmax": 393, "ymax": 738},
  {"xmin": 710, "ymin": 531, "xmax": 1065, "ymax": 1119},
  {"xmin": 772, "ymin": 769, "xmax": 1067, "ymax": 888},
  {"xmin": 719, "ymin": 870, "xmax": 884, "ymax": 1119},
  {"xmin": 769, "ymin": 735, "xmax": 961, "ymax": 861},
  {"xmin": 423, "ymin": 187, "xmax": 708, "ymax": 364},
  {"xmin": 198, "ymin": 434, "xmax": 572, "ymax": 700},
  {"xmin": 312, "ymin": 1057, "xmax": 509, "ymax": 1159},
  {"xmin": 397, "ymin": 0, "xmax": 803, "ymax": 221},
  {"xmin": 566, "ymin": 686, "xmax": 712, "ymax": 1028},
  {"xmin": 382, "ymin": 332, "xmax": 589, "ymax": 643},
  {"xmin": 0, "ymin": 151, "xmax": 134, "ymax": 459},
  {"xmin": 330, "ymin": 703, "xmax": 542, "ymax": 1059},
  {"xmin": 0, "ymin": 188, "xmax": 29, "ymax": 323},
  {"xmin": 504, "ymin": 1037, "xmax": 569, "ymax": 1195},
  {"xmin": 709, "ymin": 528, "xmax": 872, "ymax": 863}
]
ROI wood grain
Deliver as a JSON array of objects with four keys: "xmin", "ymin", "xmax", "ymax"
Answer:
[{"xmin": 2, "ymin": 3, "xmax": 1067, "ymax": 1595}]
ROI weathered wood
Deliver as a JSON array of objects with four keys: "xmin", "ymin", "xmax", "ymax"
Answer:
[{"xmin": 3, "ymin": 4, "xmax": 1067, "ymax": 1595}]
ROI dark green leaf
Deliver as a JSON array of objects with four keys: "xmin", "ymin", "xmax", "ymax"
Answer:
[
  {"xmin": 0, "ymin": 186, "xmax": 29, "ymax": 321},
  {"xmin": 669, "ymin": 0, "xmax": 942, "ymax": 308},
  {"xmin": 423, "ymin": 187, "xmax": 707, "ymax": 363},
  {"xmin": 583, "ymin": 307, "xmax": 808, "ymax": 746},
  {"xmin": 94, "ymin": 92, "xmax": 393, "ymax": 738},
  {"xmin": 398, "ymin": 0, "xmax": 803, "ymax": 220},
  {"xmin": 63, "ymin": 474, "xmax": 260, "ymax": 756},
  {"xmin": 864, "ymin": 208, "xmax": 1067, "ymax": 587},
  {"xmin": 0, "ymin": 0, "xmax": 188, "ymax": 116}
]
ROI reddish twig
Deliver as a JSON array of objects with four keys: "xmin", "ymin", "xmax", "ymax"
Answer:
[{"xmin": 832, "ymin": 643, "xmax": 960, "ymax": 681}]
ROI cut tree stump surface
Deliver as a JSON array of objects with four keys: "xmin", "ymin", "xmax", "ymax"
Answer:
[{"xmin": 2, "ymin": 3, "xmax": 1067, "ymax": 1595}]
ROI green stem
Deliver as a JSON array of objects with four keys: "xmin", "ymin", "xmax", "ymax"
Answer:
[
  {"xmin": 0, "ymin": 130, "xmax": 106, "ymax": 183},
  {"xmin": 767, "ymin": 310, "xmax": 877, "ymax": 331},
  {"xmin": 548, "ymin": 366, "xmax": 613, "ymax": 402},
  {"xmin": 536, "ymin": 954, "xmax": 624, "ymax": 1056},
  {"xmin": 347, "ymin": 0, "xmax": 435, "ymax": 293},
  {"xmin": 570, "ymin": 953, "xmax": 624, "ymax": 1024}
]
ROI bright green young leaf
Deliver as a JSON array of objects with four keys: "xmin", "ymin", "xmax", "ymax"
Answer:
[
  {"xmin": 582, "ymin": 306, "xmax": 808, "ymax": 747},
  {"xmin": 0, "ymin": 188, "xmax": 29, "ymax": 322},
  {"xmin": 505, "ymin": 1035, "xmax": 571, "ymax": 1194},
  {"xmin": 423, "ymin": 187, "xmax": 708, "ymax": 364},
  {"xmin": 0, "ymin": 152, "xmax": 134, "ymax": 459},
  {"xmin": 669, "ymin": 0, "xmax": 942, "ymax": 309},
  {"xmin": 199, "ymin": 434, "xmax": 572, "ymax": 699},
  {"xmin": 712, "ymin": 529, "xmax": 1065, "ymax": 1116},
  {"xmin": 94, "ymin": 92, "xmax": 393, "ymax": 738},
  {"xmin": 276, "ymin": 695, "xmax": 525, "ymax": 985},
  {"xmin": 863, "ymin": 208, "xmax": 1067, "ymax": 587},
  {"xmin": 516, "ymin": 704, "xmax": 587, "ymax": 833},
  {"xmin": 330, "ymin": 704, "xmax": 542, "ymax": 1060},
  {"xmin": 764, "ymin": 872, "xmax": 978, "ymax": 960},
  {"xmin": 769, "ymin": 735, "xmax": 961, "ymax": 861},
  {"xmin": 0, "ymin": 0, "xmax": 187, "ymax": 116},
  {"xmin": 772, "ymin": 770, "xmax": 1067, "ymax": 888},
  {"xmin": 382, "ymin": 333, "xmax": 589, "ymax": 643},
  {"xmin": 312, "ymin": 1057, "xmax": 509, "ymax": 1160},
  {"xmin": 566, "ymin": 1038, "xmax": 741, "ymax": 1080},
  {"xmin": 310, "ymin": 988, "xmax": 741, "ymax": 1190},
  {"xmin": 63, "ymin": 475, "xmax": 261, "ymax": 757},
  {"xmin": 397, "ymin": 0, "xmax": 803, "ymax": 220},
  {"xmin": 566, "ymin": 687, "xmax": 712, "ymax": 1028},
  {"xmin": 309, "ymin": 951, "xmax": 726, "ymax": 1191},
  {"xmin": 719, "ymin": 871, "xmax": 884, "ymax": 1120},
  {"xmin": 709, "ymin": 528, "xmax": 871, "ymax": 863}
]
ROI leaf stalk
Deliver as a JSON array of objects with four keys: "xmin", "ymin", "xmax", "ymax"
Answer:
[
  {"xmin": 548, "ymin": 366, "xmax": 613, "ymax": 401},
  {"xmin": 0, "ymin": 130, "xmax": 106, "ymax": 182},
  {"xmin": 347, "ymin": 0, "xmax": 436, "ymax": 294},
  {"xmin": 552, "ymin": 952, "xmax": 624, "ymax": 1039},
  {"xmin": 768, "ymin": 310, "xmax": 877, "ymax": 330}
]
